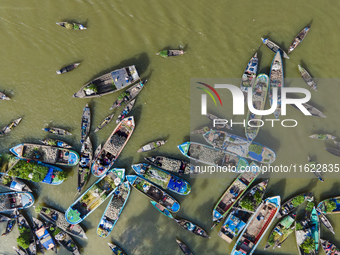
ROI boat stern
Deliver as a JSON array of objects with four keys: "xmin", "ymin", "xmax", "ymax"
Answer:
[
  {"xmin": 21, "ymin": 192, "xmax": 35, "ymax": 209},
  {"xmin": 65, "ymin": 207, "xmax": 83, "ymax": 225},
  {"xmin": 112, "ymin": 168, "xmax": 125, "ymax": 182},
  {"xmin": 68, "ymin": 150, "xmax": 80, "ymax": 166},
  {"xmin": 170, "ymin": 201, "xmax": 180, "ymax": 213},
  {"xmin": 131, "ymin": 163, "xmax": 147, "ymax": 175},
  {"xmin": 177, "ymin": 142, "xmax": 190, "ymax": 155},
  {"xmin": 9, "ymin": 144, "xmax": 24, "ymax": 158},
  {"xmin": 126, "ymin": 175, "xmax": 137, "ymax": 186}
]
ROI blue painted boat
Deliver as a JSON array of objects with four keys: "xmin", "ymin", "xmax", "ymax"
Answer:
[
  {"xmin": 132, "ymin": 163, "xmax": 191, "ymax": 195},
  {"xmin": 97, "ymin": 181, "xmax": 130, "ymax": 238},
  {"xmin": 150, "ymin": 201, "xmax": 173, "ymax": 219},
  {"xmin": 0, "ymin": 191, "xmax": 34, "ymax": 212},
  {"xmin": 32, "ymin": 217, "xmax": 57, "ymax": 253},
  {"xmin": 65, "ymin": 168, "xmax": 125, "ymax": 225}
]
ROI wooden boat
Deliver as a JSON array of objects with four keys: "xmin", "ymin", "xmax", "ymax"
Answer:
[
  {"xmin": 317, "ymin": 196, "xmax": 340, "ymax": 214},
  {"xmin": 16, "ymin": 213, "xmax": 37, "ymax": 255},
  {"xmin": 288, "ymin": 25, "xmax": 311, "ymax": 54},
  {"xmin": 240, "ymin": 52, "xmax": 258, "ymax": 100},
  {"xmin": 126, "ymin": 175, "xmax": 180, "ymax": 213},
  {"xmin": 94, "ymin": 144, "xmax": 102, "ymax": 158},
  {"xmin": 73, "ymin": 65, "xmax": 139, "ymax": 98},
  {"xmin": 316, "ymin": 208, "xmax": 334, "ymax": 234},
  {"xmin": 13, "ymin": 246, "xmax": 28, "ymax": 255},
  {"xmin": 0, "ymin": 192, "xmax": 34, "ymax": 212},
  {"xmin": 176, "ymin": 238, "xmax": 194, "ymax": 255},
  {"xmin": 97, "ymin": 181, "xmax": 130, "ymax": 238},
  {"xmin": 132, "ymin": 163, "xmax": 191, "ymax": 195},
  {"xmin": 174, "ymin": 217, "xmax": 209, "ymax": 238},
  {"xmin": 10, "ymin": 143, "xmax": 79, "ymax": 166},
  {"xmin": 325, "ymin": 147, "xmax": 340, "ymax": 157},
  {"xmin": 65, "ymin": 168, "xmax": 125, "ymax": 224},
  {"xmin": 43, "ymin": 127, "xmax": 72, "ymax": 135},
  {"xmin": 0, "ymin": 213, "xmax": 11, "ymax": 222},
  {"xmin": 334, "ymin": 141, "xmax": 340, "ymax": 149},
  {"xmin": 278, "ymin": 192, "xmax": 314, "ymax": 218},
  {"xmin": 144, "ymin": 156, "xmax": 197, "ymax": 175},
  {"xmin": 245, "ymin": 74, "xmax": 269, "ymax": 141},
  {"xmin": 202, "ymin": 129, "xmax": 277, "ymax": 164},
  {"xmin": 0, "ymin": 174, "xmax": 32, "ymax": 192},
  {"xmin": 91, "ymin": 117, "xmax": 135, "ymax": 177},
  {"xmin": 31, "ymin": 217, "xmax": 57, "ymax": 253},
  {"xmin": 150, "ymin": 201, "xmax": 173, "ymax": 219},
  {"xmin": 0, "ymin": 118, "xmax": 22, "ymax": 136},
  {"xmin": 56, "ymin": 63, "xmax": 80, "ymax": 74},
  {"xmin": 2, "ymin": 210, "xmax": 17, "ymax": 236},
  {"xmin": 47, "ymin": 224, "xmax": 80, "ymax": 255},
  {"xmin": 291, "ymin": 102, "xmax": 326, "ymax": 118},
  {"xmin": 211, "ymin": 162, "xmax": 261, "ymax": 228},
  {"xmin": 0, "ymin": 91, "xmax": 10, "ymax": 100},
  {"xmin": 264, "ymin": 213, "xmax": 296, "ymax": 250},
  {"xmin": 205, "ymin": 113, "xmax": 232, "ymax": 130},
  {"xmin": 110, "ymin": 80, "xmax": 147, "ymax": 110},
  {"xmin": 269, "ymin": 51, "xmax": 284, "ymax": 119},
  {"xmin": 116, "ymin": 99, "xmax": 136, "ymax": 124},
  {"xmin": 307, "ymin": 157, "xmax": 324, "ymax": 182},
  {"xmin": 56, "ymin": 22, "xmax": 86, "ymax": 30},
  {"xmin": 38, "ymin": 206, "xmax": 87, "ymax": 239},
  {"xmin": 321, "ymin": 239, "xmax": 340, "ymax": 255},
  {"xmin": 39, "ymin": 139, "xmax": 72, "ymax": 148},
  {"xmin": 80, "ymin": 104, "xmax": 91, "ymax": 144},
  {"xmin": 298, "ymin": 65, "xmax": 317, "ymax": 91},
  {"xmin": 137, "ymin": 140, "xmax": 167, "ymax": 153},
  {"xmin": 309, "ymin": 134, "xmax": 336, "ymax": 140},
  {"xmin": 94, "ymin": 113, "xmax": 115, "ymax": 133},
  {"xmin": 156, "ymin": 49, "xmax": 185, "ymax": 57},
  {"xmin": 77, "ymin": 136, "xmax": 93, "ymax": 193},
  {"xmin": 107, "ymin": 242, "xmax": 127, "ymax": 255},
  {"xmin": 261, "ymin": 38, "xmax": 289, "ymax": 59},
  {"xmin": 231, "ymin": 196, "xmax": 281, "ymax": 254}
]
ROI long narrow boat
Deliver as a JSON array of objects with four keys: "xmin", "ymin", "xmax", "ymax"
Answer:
[
  {"xmin": 156, "ymin": 49, "xmax": 185, "ymax": 57},
  {"xmin": 0, "ymin": 192, "xmax": 34, "ymax": 212},
  {"xmin": 0, "ymin": 175, "xmax": 32, "ymax": 192},
  {"xmin": 202, "ymin": 129, "xmax": 277, "ymax": 164},
  {"xmin": 176, "ymin": 238, "xmax": 194, "ymax": 255},
  {"xmin": 94, "ymin": 113, "xmax": 115, "ymax": 133},
  {"xmin": 144, "ymin": 156, "xmax": 197, "ymax": 175},
  {"xmin": 91, "ymin": 117, "xmax": 134, "ymax": 177},
  {"xmin": 39, "ymin": 139, "xmax": 72, "ymax": 148},
  {"xmin": 317, "ymin": 196, "xmax": 340, "ymax": 214},
  {"xmin": 206, "ymin": 113, "xmax": 232, "ymax": 130},
  {"xmin": 2, "ymin": 210, "xmax": 17, "ymax": 236},
  {"xmin": 269, "ymin": 51, "xmax": 284, "ymax": 119},
  {"xmin": 65, "ymin": 168, "xmax": 125, "ymax": 224},
  {"xmin": 288, "ymin": 25, "xmax": 311, "ymax": 54},
  {"xmin": 307, "ymin": 156, "xmax": 324, "ymax": 182},
  {"xmin": 0, "ymin": 213, "xmax": 11, "ymax": 222},
  {"xmin": 47, "ymin": 223, "xmax": 80, "ymax": 255},
  {"xmin": 261, "ymin": 38, "xmax": 289, "ymax": 59},
  {"xmin": 309, "ymin": 134, "xmax": 336, "ymax": 140},
  {"xmin": 174, "ymin": 217, "xmax": 209, "ymax": 238},
  {"xmin": 116, "ymin": 99, "xmax": 136, "ymax": 124},
  {"xmin": 0, "ymin": 91, "xmax": 10, "ymax": 100},
  {"xmin": 56, "ymin": 63, "xmax": 80, "ymax": 74},
  {"xmin": 107, "ymin": 242, "xmax": 127, "ymax": 255},
  {"xmin": 245, "ymin": 74, "xmax": 269, "ymax": 141},
  {"xmin": 56, "ymin": 22, "xmax": 86, "ymax": 30},
  {"xmin": 110, "ymin": 80, "xmax": 146, "ymax": 110},
  {"xmin": 31, "ymin": 217, "xmax": 57, "ymax": 253},
  {"xmin": 38, "ymin": 206, "xmax": 87, "ymax": 239},
  {"xmin": 291, "ymin": 102, "xmax": 326, "ymax": 118},
  {"xmin": 211, "ymin": 162, "xmax": 261, "ymax": 228},
  {"xmin": 77, "ymin": 136, "xmax": 92, "ymax": 193},
  {"xmin": 80, "ymin": 104, "xmax": 91, "ymax": 144},
  {"xmin": 321, "ymin": 239, "xmax": 340, "ymax": 255},
  {"xmin": 73, "ymin": 65, "xmax": 139, "ymax": 98},
  {"xmin": 298, "ymin": 65, "xmax": 317, "ymax": 91},
  {"xmin": 10, "ymin": 143, "xmax": 79, "ymax": 166},
  {"xmin": 137, "ymin": 140, "xmax": 167, "ymax": 153},
  {"xmin": 13, "ymin": 246, "xmax": 28, "ymax": 255},
  {"xmin": 97, "ymin": 181, "xmax": 130, "ymax": 238},
  {"xmin": 177, "ymin": 141, "xmax": 249, "ymax": 171},
  {"xmin": 316, "ymin": 208, "xmax": 334, "ymax": 234},
  {"xmin": 264, "ymin": 213, "xmax": 296, "ymax": 250},
  {"xmin": 150, "ymin": 201, "xmax": 173, "ymax": 219},
  {"xmin": 43, "ymin": 127, "xmax": 72, "ymax": 135},
  {"xmin": 325, "ymin": 147, "xmax": 340, "ymax": 157},
  {"xmin": 240, "ymin": 52, "xmax": 258, "ymax": 100},
  {"xmin": 132, "ymin": 163, "xmax": 191, "ymax": 195},
  {"xmin": 0, "ymin": 118, "xmax": 22, "ymax": 136},
  {"xmin": 16, "ymin": 213, "xmax": 37, "ymax": 255},
  {"xmin": 126, "ymin": 175, "xmax": 180, "ymax": 213},
  {"xmin": 278, "ymin": 192, "xmax": 314, "ymax": 218}
]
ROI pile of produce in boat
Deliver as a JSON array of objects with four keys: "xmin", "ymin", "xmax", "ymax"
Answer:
[
  {"xmin": 0, "ymin": 91, "xmax": 10, "ymax": 100},
  {"xmin": 240, "ymin": 52, "xmax": 258, "ymax": 101},
  {"xmin": 77, "ymin": 136, "xmax": 93, "ymax": 193},
  {"xmin": 174, "ymin": 217, "xmax": 209, "ymax": 238},
  {"xmin": 92, "ymin": 117, "xmax": 135, "ymax": 177},
  {"xmin": 309, "ymin": 133, "xmax": 336, "ymax": 140},
  {"xmin": 137, "ymin": 140, "xmax": 167, "ymax": 153},
  {"xmin": 156, "ymin": 49, "xmax": 185, "ymax": 57},
  {"xmin": 288, "ymin": 25, "xmax": 311, "ymax": 53},
  {"xmin": 176, "ymin": 238, "xmax": 193, "ymax": 255},
  {"xmin": 261, "ymin": 38, "xmax": 289, "ymax": 59},
  {"xmin": 56, "ymin": 22, "xmax": 86, "ymax": 30},
  {"xmin": 269, "ymin": 51, "xmax": 284, "ymax": 119},
  {"xmin": 278, "ymin": 192, "xmax": 314, "ymax": 218},
  {"xmin": 116, "ymin": 99, "xmax": 136, "ymax": 124},
  {"xmin": 80, "ymin": 104, "xmax": 91, "ymax": 143},
  {"xmin": 316, "ymin": 208, "xmax": 334, "ymax": 234},
  {"xmin": 0, "ymin": 192, "xmax": 34, "ymax": 212},
  {"xmin": 39, "ymin": 138, "xmax": 72, "ymax": 148},
  {"xmin": 205, "ymin": 113, "xmax": 232, "ymax": 130},
  {"xmin": 144, "ymin": 155, "xmax": 197, "ymax": 175},
  {"xmin": 298, "ymin": 65, "xmax": 317, "ymax": 91},
  {"xmin": 325, "ymin": 147, "xmax": 340, "ymax": 157},
  {"xmin": 2, "ymin": 210, "xmax": 17, "ymax": 236},
  {"xmin": 291, "ymin": 102, "xmax": 326, "ymax": 118},
  {"xmin": 132, "ymin": 163, "xmax": 191, "ymax": 195},
  {"xmin": 321, "ymin": 239, "xmax": 340, "ymax": 255},
  {"xmin": 0, "ymin": 174, "xmax": 32, "ymax": 192},
  {"xmin": 317, "ymin": 196, "xmax": 340, "ymax": 214},
  {"xmin": 0, "ymin": 118, "xmax": 22, "ymax": 136},
  {"xmin": 107, "ymin": 242, "xmax": 127, "ymax": 255},
  {"xmin": 56, "ymin": 63, "xmax": 80, "ymax": 74},
  {"xmin": 94, "ymin": 113, "xmax": 115, "ymax": 133},
  {"xmin": 16, "ymin": 213, "xmax": 36, "ymax": 255},
  {"xmin": 65, "ymin": 168, "xmax": 125, "ymax": 224},
  {"xmin": 31, "ymin": 217, "xmax": 57, "ymax": 253},
  {"xmin": 43, "ymin": 127, "xmax": 72, "ymax": 135},
  {"xmin": 150, "ymin": 201, "xmax": 173, "ymax": 219}
]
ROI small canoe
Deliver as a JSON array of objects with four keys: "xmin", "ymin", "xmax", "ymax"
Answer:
[
  {"xmin": 132, "ymin": 163, "xmax": 191, "ymax": 195},
  {"xmin": 77, "ymin": 136, "xmax": 93, "ymax": 193},
  {"xmin": 325, "ymin": 147, "xmax": 340, "ymax": 157},
  {"xmin": 150, "ymin": 201, "xmax": 173, "ymax": 219},
  {"xmin": 240, "ymin": 52, "xmax": 258, "ymax": 100},
  {"xmin": 0, "ymin": 192, "xmax": 34, "ymax": 212},
  {"xmin": 32, "ymin": 217, "xmax": 57, "ymax": 253},
  {"xmin": 91, "ymin": 117, "xmax": 135, "ymax": 177},
  {"xmin": 1, "ymin": 210, "xmax": 17, "ymax": 236},
  {"xmin": 205, "ymin": 113, "xmax": 232, "ymax": 130},
  {"xmin": 307, "ymin": 157, "xmax": 324, "ymax": 182},
  {"xmin": 94, "ymin": 113, "xmax": 115, "ymax": 133},
  {"xmin": 56, "ymin": 22, "xmax": 86, "ymax": 30},
  {"xmin": 43, "ymin": 127, "xmax": 72, "ymax": 136},
  {"xmin": 269, "ymin": 51, "xmax": 284, "ymax": 119},
  {"xmin": 156, "ymin": 49, "xmax": 185, "ymax": 57},
  {"xmin": 110, "ymin": 79, "xmax": 147, "ymax": 110},
  {"xmin": 317, "ymin": 196, "xmax": 340, "ymax": 214},
  {"xmin": 16, "ymin": 213, "xmax": 37, "ymax": 255},
  {"xmin": 288, "ymin": 25, "xmax": 311, "ymax": 54},
  {"xmin": 48, "ymin": 224, "xmax": 80, "ymax": 255},
  {"xmin": 126, "ymin": 175, "xmax": 180, "ymax": 213},
  {"xmin": 0, "ymin": 118, "xmax": 22, "ymax": 136},
  {"xmin": 309, "ymin": 134, "xmax": 336, "ymax": 140},
  {"xmin": 13, "ymin": 247, "xmax": 28, "ymax": 255},
  {"xmin": 39, "ymin": 139, "xmax": 72, "ymax": 148},
  {"xmin": 176, "ymin": 238, "xmax": 194, "ymax": 255},
  {"xmin": 73, "ymin": 65, "xmax": 140, "ymax": 98},
  {"xmin": 291, "ymin": 103, "xmax": 326, "ymax": 118},
  {"xmin": 321, "ymin": 239, "xmax": 340, "ymax": 255},
  {"xmin": 278, "ymin": 192, "xmax": 314, "ymax": 218},
  {"xmin": 298, "ymin": 65, "xmax": 317, "ymax": 91},
  {"xmin": 107, "ymin": 243, "xmax": 127, "ymax": 255},
  {"xmin": 38, "ymin": 206, "xmax": 87, "ymax": 239},
  {"xmin": 0, "ymin": 213, "xmax": 11, "ymax": 222},
  {"xmin": 97, "ymin": 181, "xmax": 131, "ymax": 238},
  {"xmin": 56, "ymin": 63, "xmax": 80, "ymax": 74},
  {"xmin": 116, "ymin": 99, "xmax": 136, "ymax": 124},
  {"xmin": 144, "ymin": 156, "xmax": 197, "ymax": 175},
  {"xmin": 334, "ymin": 141, "xmax": 340, "ymax": 149},
  {"xmin": 0, "ymin": 91, "xmax": 10, "ymax": 100},
  {"xmin": 65, "ymin": 168, "xmax": 125, "ymax": 224},
  {"xmin": 174, "ymin": 218, "xmax": 209, "ymax": 238},
  {"xmin": 261, "ymin": 38, "xmax": 289, "ymax": 59},
  {"xmin": 137, "ymin": 140, "xmax": 167, "ymax": 153},
  {"xmin": 316, "ymin": 208, "xmax": 334, "ymax": 234},
  {"xmin": 80, "ymin": 104, "xmax": 91, "ymax": 144},
  {"xmin": 0, "ymin": 174, "xmax": 32, "ymax": 192}
]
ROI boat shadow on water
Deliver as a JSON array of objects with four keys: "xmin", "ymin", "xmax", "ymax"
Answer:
[
  {"xmin": 319, "ymin": 182, "xmax": 340, "ymax": 201},
  {"xmin": 265, "ymin": 179, "xmax": 286, "ymax": 198}
]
